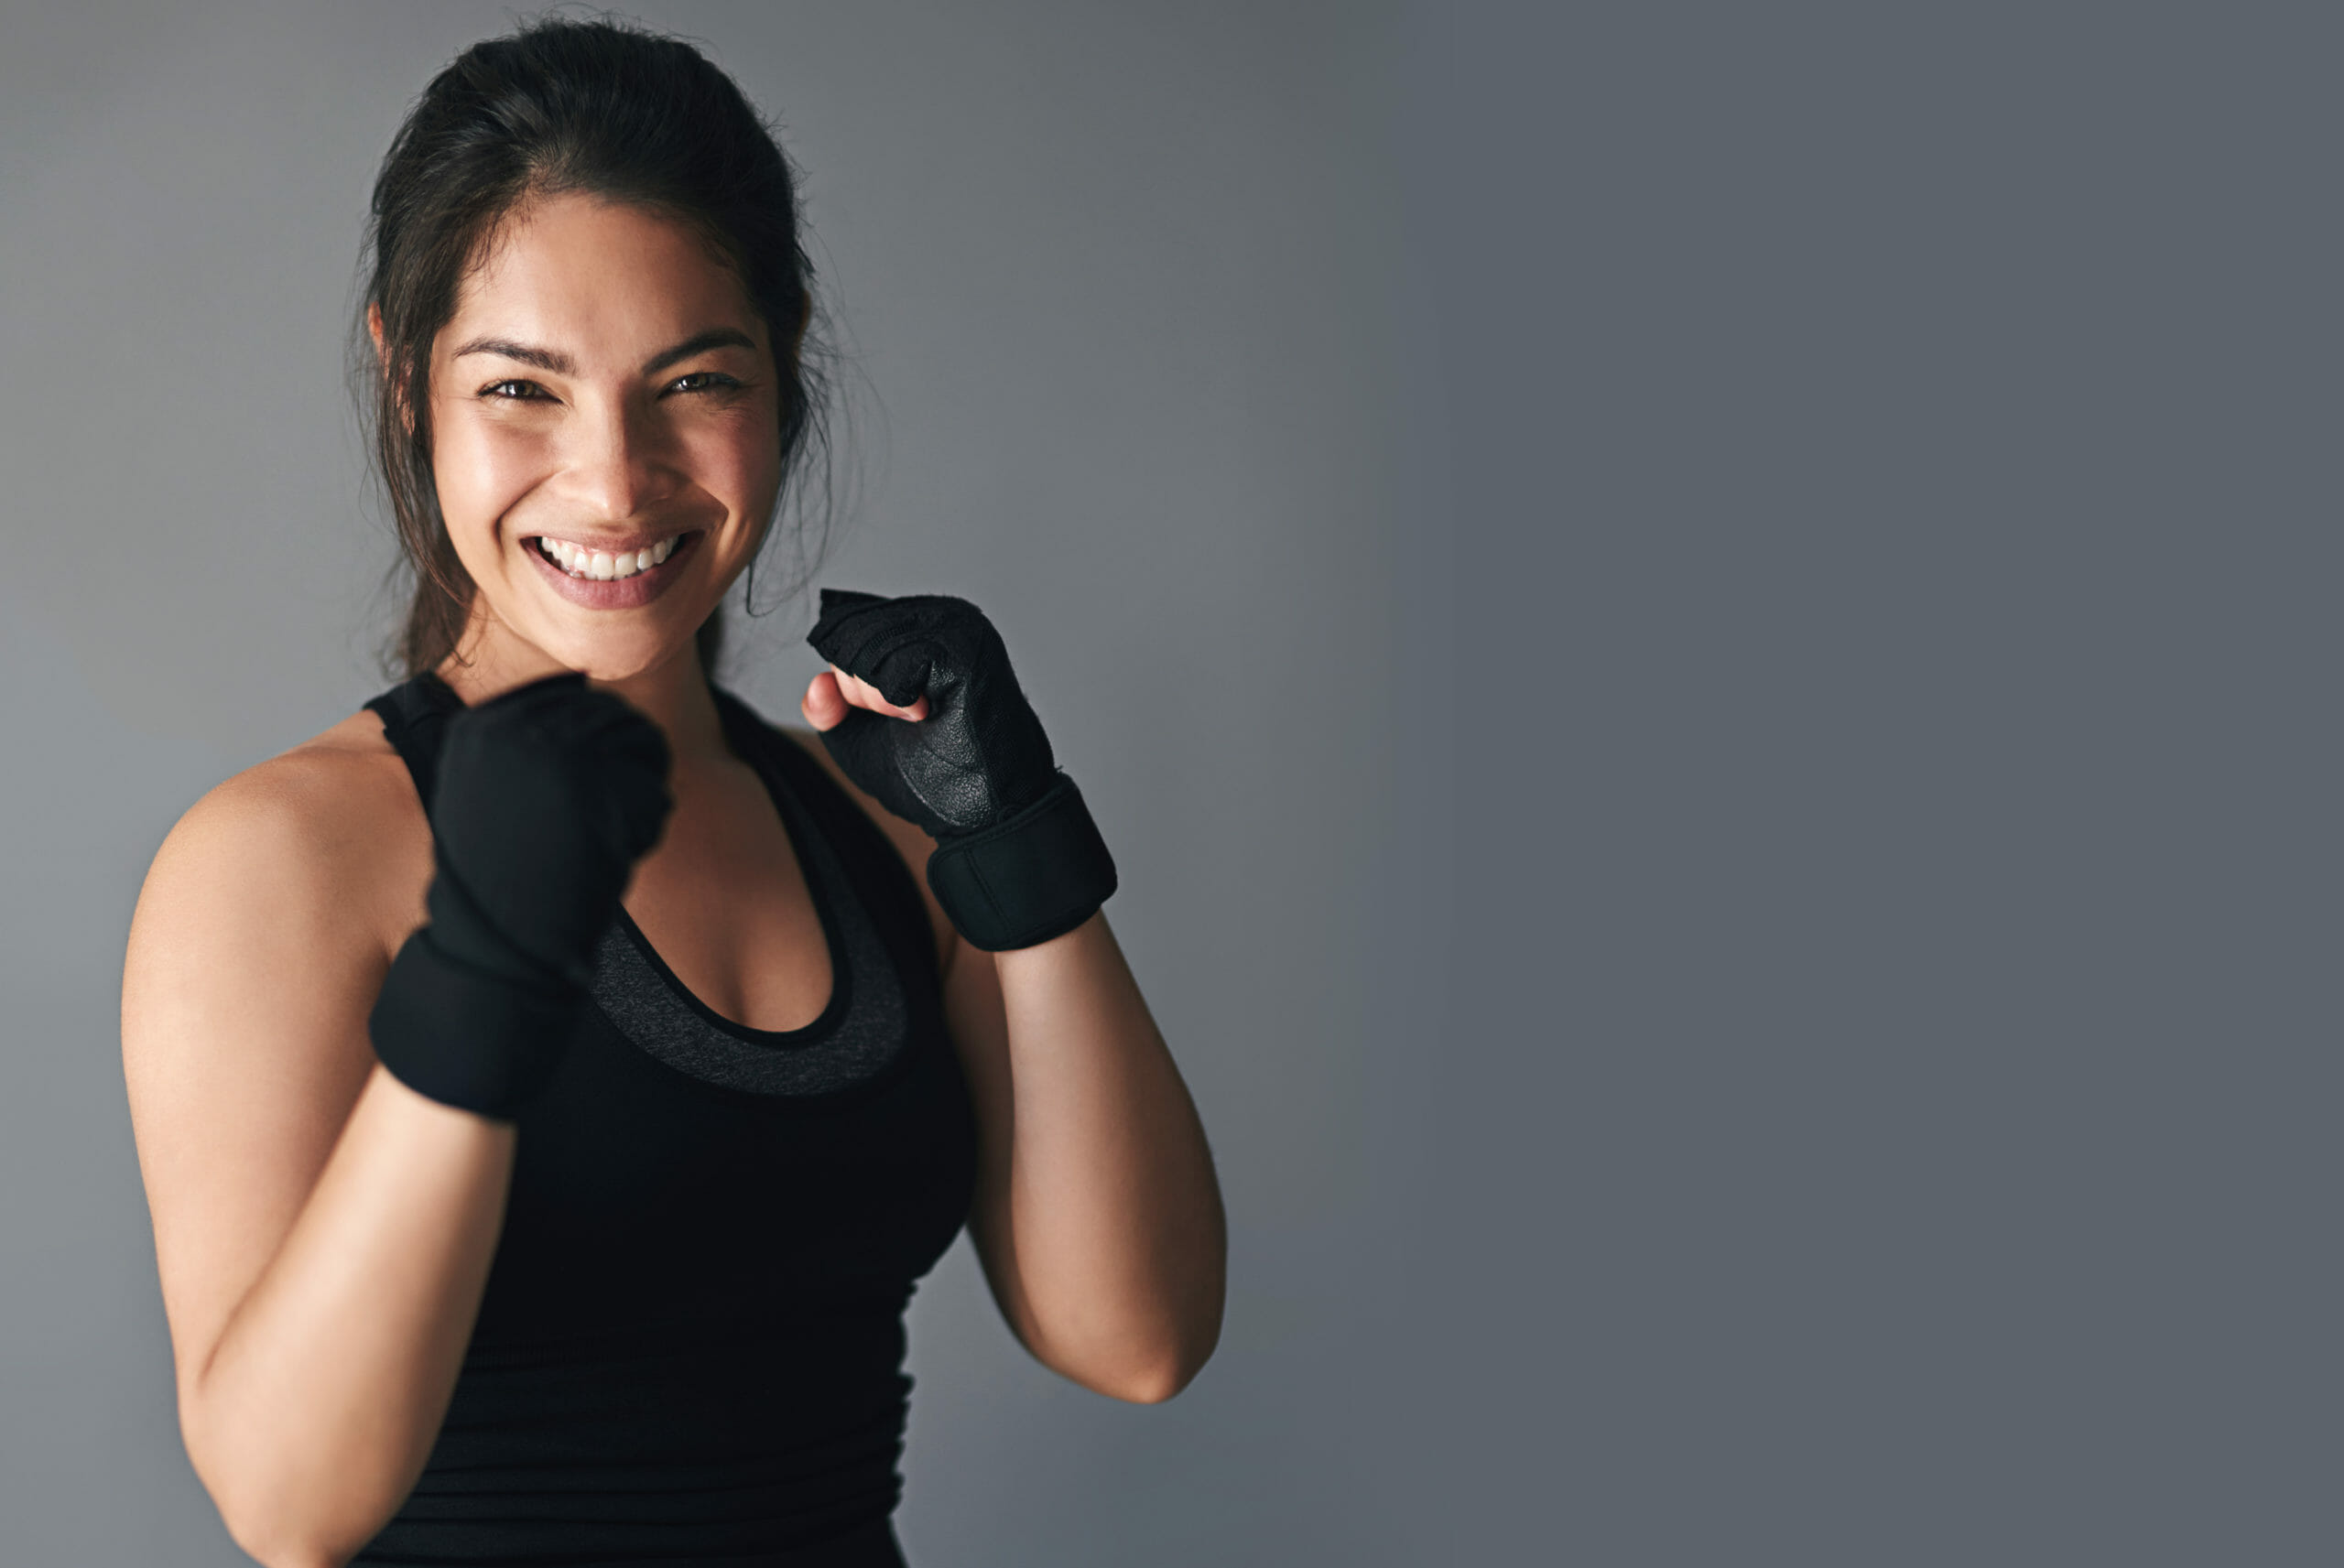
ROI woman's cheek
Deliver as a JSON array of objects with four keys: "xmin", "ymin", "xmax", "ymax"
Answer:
[
  {"xmin": 435, "ymin": 411, "xmax": 553, "ymax": 549},
  {"xmin": 685, "ymin": 415, "xmax": 784, "ymax": 517}
]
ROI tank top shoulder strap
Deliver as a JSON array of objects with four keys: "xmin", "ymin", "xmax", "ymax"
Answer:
[
  {"xmin": 364, "ymin": 672, "xmax": 465, "ymax": 815},
  {"xmin": 710, "ymin": 687, "xmax": 941, "ymax": 992}
]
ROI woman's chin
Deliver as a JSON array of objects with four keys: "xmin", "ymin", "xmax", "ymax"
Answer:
[{"xmin": 532, "ymin": 622, "xmax": 703, "ymax": 686}]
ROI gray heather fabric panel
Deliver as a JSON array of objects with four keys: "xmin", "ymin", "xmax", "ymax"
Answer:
[{"xmin": 588, "ymin": 770, "xmax": 909, "ymax": 1098}]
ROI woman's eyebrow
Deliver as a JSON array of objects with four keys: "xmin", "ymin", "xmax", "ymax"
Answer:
[
  {"xmin": 642, "ymin": 327, "xmax": 758, "ymax": 374},
  {"xmin": 451, "ymin": 338, "xmax": 575, "ymax": 373},
  {"xmin": 448, "ymin": 329, "xmax": 756, "ymax": 376}
]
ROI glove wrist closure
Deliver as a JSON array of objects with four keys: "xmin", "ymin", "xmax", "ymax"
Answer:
[{"xmin": 927, "ymin": 773, "xmax": 1117, "ymax": 952}]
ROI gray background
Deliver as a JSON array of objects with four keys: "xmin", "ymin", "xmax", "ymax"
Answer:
[{"xmin": 0, "ymin": 2, "xmax": 2332, "ymax": 1563}]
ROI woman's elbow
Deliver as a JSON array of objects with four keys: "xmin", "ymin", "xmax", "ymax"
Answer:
[
  {"xmin": 204, "ymin": 1465, "xmax": 355, "ymax": 1568},
  {"xmin": 1110, "ymin": 1358, "xmax": 1200, "ymax": 1406},
  {"xmin": 184, "ymin": 1404, "xmax": 393, "ymax": 1568},
  {"xmin": 222, "ymin": 1519, "xmax": 346, "ymax": 1568},
  {"xmin": 212, "ymin": 1483, "xmax": 387, "ymax": 1568},
  {"xmin": 1087, "ymin": 1314, "xmax": 1223, "ymax": 1405}
]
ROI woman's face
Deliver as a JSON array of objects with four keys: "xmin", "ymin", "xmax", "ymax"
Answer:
[{"xmin": 426, "ymin": 192, "xmax": 786, "ymax": 682}]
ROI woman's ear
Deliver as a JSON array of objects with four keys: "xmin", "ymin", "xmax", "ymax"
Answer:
[
  {"xmin": 370, "ymin": 303, "xmax": 419, "ymax": 437},
  {"xmin": 788, "ymin": 294, "xmax": 812, "ymax": 367}
]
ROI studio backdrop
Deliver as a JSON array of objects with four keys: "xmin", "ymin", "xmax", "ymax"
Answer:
[{"xmin": 4, "ymin": 3, "xmax": 2336, "ymax": 1565}]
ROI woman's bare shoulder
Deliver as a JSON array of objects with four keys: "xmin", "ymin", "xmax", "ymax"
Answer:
[
  {"xmin": 131, "ymin": 707, "xmax": 432, "ymax": 985},
  {"xmin": 122, "ymin": 708, "xmax": 436, "ymax": 1401}
]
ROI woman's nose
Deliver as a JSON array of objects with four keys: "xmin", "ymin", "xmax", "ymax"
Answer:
[{"xmin": 561, "ymin": 394, "xmax": 674, "ymax": 521}]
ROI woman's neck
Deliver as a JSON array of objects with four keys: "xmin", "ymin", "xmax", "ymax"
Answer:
[{"xmin": 434, "ymin": 621, "xmax": 728, "ymax": 762}]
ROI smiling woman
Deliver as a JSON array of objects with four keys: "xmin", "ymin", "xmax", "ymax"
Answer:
[
  {"xmin": 408, "ymin": 195, "xmax": 787, "ymax": 681},
  {"xmin": 361, "ymin": 20, "xmax": 832, "ymax": 686},
  {"xmin": 119, "ymin": 16, "xmax": 1223, "ymax": 1568}
]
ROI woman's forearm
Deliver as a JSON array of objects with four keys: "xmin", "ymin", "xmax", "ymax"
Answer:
[
  {"xmin": 984, "ymin": 912, "xmax": 1226, "ymax": 1400},
  {"xmin": 185, "ymin": 1065, "xmax": 514, "ymax": 1567}
]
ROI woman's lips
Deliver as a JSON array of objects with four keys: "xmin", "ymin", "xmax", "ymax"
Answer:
[{"xmin": 524, "ymin": 529, "xmax": 703, "ymax": 609}]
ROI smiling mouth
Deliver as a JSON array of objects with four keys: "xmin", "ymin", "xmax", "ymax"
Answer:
[{"xmin": 531, "ymin": 531, "xmax": 692, "ymax": 580}]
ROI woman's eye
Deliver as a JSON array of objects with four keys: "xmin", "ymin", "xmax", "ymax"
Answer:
[
  {"xmin": 481, "ymin": 380, "xmax": 548, "ymax": 401},
  {"xmin": 666, "ymin": 371, "xmax": 742, "ymax": 395}
]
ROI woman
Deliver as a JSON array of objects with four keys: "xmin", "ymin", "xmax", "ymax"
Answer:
[{"xmin": 119, "ymin": 18, "xmax": 1225, "ymax": 1567}]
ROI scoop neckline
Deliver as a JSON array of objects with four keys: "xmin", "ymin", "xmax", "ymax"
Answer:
[{"xmin": 407, "ymin": 672, "xmax": 852, "ymax": 1048}]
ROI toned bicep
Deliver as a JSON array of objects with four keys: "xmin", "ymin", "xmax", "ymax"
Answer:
[{"xmin": 121, "ymin": 766, "xmax": 414, "ymax": 1409}]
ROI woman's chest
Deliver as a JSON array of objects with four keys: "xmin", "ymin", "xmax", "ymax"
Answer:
[
  {"xmin": 476, "ymin": 982, "xmax": 978, "ymax": 1336},
  {"xmin": 622, "ymin": 754, "xmax": 834, "ymax": 1033}
]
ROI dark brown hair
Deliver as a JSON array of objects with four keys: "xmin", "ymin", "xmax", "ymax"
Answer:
[{"xmin": 357, "ymin": 15, "xmax": 835, "ymax": 677}]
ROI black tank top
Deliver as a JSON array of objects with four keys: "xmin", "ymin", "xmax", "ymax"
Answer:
[{"xmin": 353, "ymin": 673, "xmax": 978, "ymax": 1567}]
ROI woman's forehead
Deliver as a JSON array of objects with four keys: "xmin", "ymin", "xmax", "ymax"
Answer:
[{"xmin": 443, "ymin": 193, "xmax": 765, "ymax": 361}]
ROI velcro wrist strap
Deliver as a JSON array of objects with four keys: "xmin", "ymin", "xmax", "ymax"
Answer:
[
  {"xmin": 926, "ymin": 773, "xmax": 1118, "ymax": 952},
  {"xmin": 368, "ymin": 928, "xmax": 585, "ymax": 1122}
]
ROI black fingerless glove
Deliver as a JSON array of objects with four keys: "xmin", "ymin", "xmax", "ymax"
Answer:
[
  {"xmin": 808, "ymin": 589, "xmax": 1116, "ymax": 951},
  {"xmin": 369, "ymin": 674, "xmax": 673, "ymax": 1120}
]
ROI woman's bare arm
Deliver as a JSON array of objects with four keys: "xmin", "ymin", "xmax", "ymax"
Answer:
[
  {"xmin": 947, "ymin": 911, "xmax": 1227, "ymax": 1402},
  {"xmin": 122, "ymin": 743, "xmax": 514, "ymax": 1568},
  {"xmin": 794, "ymin": 734, "xmax": 1226, "ymax": 1402}
]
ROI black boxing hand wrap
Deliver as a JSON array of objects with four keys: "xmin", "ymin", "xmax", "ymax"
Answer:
[
  {"xmin": 808, "ymin": 589, "xmax": 1119, "ymax": 950},
  {"xmin": 370, "ymin": 928, "xmax": 584, "ymax": 1122},
  {"xmin": 927, "ymin": 773, "xmax": 1118, "ymax": 952},
  {"xmin": 367, "ymin": 673, "xmax": 673, "ymax": 1121}
]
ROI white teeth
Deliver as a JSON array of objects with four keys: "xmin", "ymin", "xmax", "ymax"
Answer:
[{"xmin": 538, "ymin": 534, "xmax": 682, "ymax": 579}]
